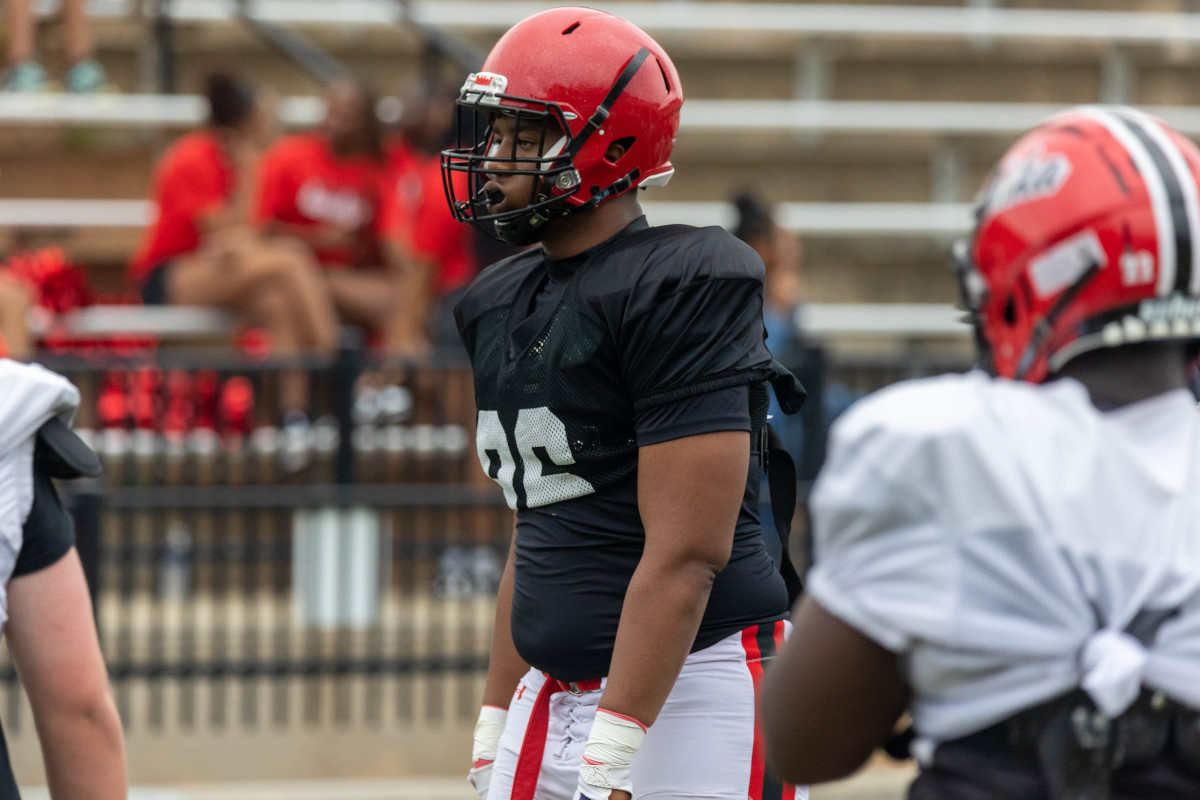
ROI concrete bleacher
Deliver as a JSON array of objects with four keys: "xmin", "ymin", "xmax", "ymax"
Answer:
[{"xmin": 4, "ymin": 0, "xmax": 1198, "ymax": 320}]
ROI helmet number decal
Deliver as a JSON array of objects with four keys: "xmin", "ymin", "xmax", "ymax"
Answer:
[
  {"xmin": 476, "ymin": 408, "xmax": 596, "ymax": 510},
  {"xmin": 1120, "ymin": 249, "xmax": 1156, "ymax": 287}
]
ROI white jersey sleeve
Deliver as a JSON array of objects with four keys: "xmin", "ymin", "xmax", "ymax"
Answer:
[
  {"xmin": 808, "ymin": 371, "xmax": 1034, "ymax": 652},
  {"xmin": 806, "ymin": 395, "xmax": 958, "ymax": 652}
]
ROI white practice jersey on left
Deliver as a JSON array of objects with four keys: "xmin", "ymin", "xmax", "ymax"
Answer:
[{"xmin": 807, "ymin": 371, "xmax": 1200, "ymax": 745}]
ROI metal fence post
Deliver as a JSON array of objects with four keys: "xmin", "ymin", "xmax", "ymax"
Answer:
[
  {"xmin": 333, "ymin": 338, "xmax": 363, "ymax": 488},
  {"xmin": 154, "ymin": 0, "xmax": 177, "ymax": 94}
]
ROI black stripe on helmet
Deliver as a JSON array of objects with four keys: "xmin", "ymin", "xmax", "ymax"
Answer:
[{"xmin": 1114, "ymin": 110, "xmax": 1193, "ymax": 295}]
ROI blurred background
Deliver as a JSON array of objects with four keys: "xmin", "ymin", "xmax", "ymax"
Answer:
[{"xmin": 0, "ymin": 0, "xmax": 1196, "ymax": 797}]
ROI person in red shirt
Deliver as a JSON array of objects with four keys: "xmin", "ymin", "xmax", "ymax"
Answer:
[
  {"xmin": 255, "ymin": 78, "xmax": 401, "ymax": 341},
  {"xmin": 381, "ymin": 75, "xmax": 484, "ymax": 354},
  {"xmin": 130, "ymin": 72, "xmax": 339, "ymax": 417}
]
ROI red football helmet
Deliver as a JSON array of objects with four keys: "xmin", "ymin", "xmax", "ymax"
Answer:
[
  {"xmin": 958, "ymin": 105, "xmax": 1200, "ymax": 382},
  {"xmin": 441, "ymin": 7, "xmax": 683, "ymax": 246}
]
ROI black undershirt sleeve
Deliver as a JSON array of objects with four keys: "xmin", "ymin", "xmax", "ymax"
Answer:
[{"xmin": 13, "ymin": 462, "xmax": 76, "ymax": 578}]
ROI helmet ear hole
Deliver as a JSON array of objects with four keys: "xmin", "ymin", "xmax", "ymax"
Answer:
[
  {"xmin": 1003, "ymin": 296, "xmax": 1019, "ymax": 327},
  {"xmin": 605, "ymin": 137, "xmax": 636, "ymax": 165},
  {"xmin": 657, "ymin": 59, "xmax": 672, "ymax": 94}
]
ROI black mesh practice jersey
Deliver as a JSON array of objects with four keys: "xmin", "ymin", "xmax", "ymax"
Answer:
[{"xmin": 455, "ymin": 216, "xmax": 804, "ymax": 681}]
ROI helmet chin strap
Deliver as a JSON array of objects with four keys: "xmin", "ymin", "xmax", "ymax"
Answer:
[{"xmin": 493, "ymin": 166, "xmax": 644, "ymax": 247}]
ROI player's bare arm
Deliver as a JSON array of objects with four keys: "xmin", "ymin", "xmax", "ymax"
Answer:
[
  {"xmin": 599, "ymin": 430, "xmax": 748, "ymax": 726},
  {"xmin": 762, "ymin": 595, "xmax": 908, "ymax": 785},
  {"xmin": 7, "ymin": 549, "xmax": 127, "ymax": 800},
  {"xmin": 469, "ymin": 527, "xmax": 528, "ymax": 796},
  {"xmin": 481, "ymin": 529, "xmax": 528, "ymax": 710}
]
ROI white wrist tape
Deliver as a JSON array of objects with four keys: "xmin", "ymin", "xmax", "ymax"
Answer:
[
  {"xmin": 469, "ymin": 706, "xmax": 508, "ymax": 798},
  {"xmin": 577, "ymin": 709, "xmax": 646, "ymax": 800},
  {"xmin": 472, "ymin": 705, "xmax": 508, "ymax": 764}
]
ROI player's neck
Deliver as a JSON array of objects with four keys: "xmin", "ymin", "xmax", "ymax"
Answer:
[
  {"xmin": 540, "ymin": 195, "xmax": 644, "ymax": 260},
  {"xmin": 1051, "ymin": 342, "xmax": 1189, "ymax": 409}
]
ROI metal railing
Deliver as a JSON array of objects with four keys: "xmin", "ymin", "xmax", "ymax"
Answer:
[
  {"xmin": 0, "ymin": 345, "xmax": 972, "ymax": 733},
  {"xmin": 102, "ymin": 2, "xmax": 1200, "ymax": 48}
]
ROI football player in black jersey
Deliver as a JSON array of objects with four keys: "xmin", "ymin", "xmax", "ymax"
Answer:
[{"xmin": 442, "ymin": 8, "xmax": 805, "ymax": 800}]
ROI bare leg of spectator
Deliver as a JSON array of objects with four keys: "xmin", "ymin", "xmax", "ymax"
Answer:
[
  {"xmin": 323, "ymin": 269, "xmax": 401, "ymax": 333},
  {"xmin": 244, "ymin": 285, "xmax": 310, "ymax": 414},
  {"xmin": 166, "ymin": 243, "xmax": 339, "ymax": 414},
  {"xmin": 255, "ymin": 239, "xmax": 340, "ymax": 353},
  {"xmin": 61, "ymin": 0, "xmax": 106, "ymax": 92},
  {"xmin": 5, "ymin": 0, "xmax": 33, "ymax": 62},
  {"xmin": 3, "ymin": 0, "xmax": 46, "ymax": 91},
  {"xmin": 0, "ymin": 278, "xmax": 32, "ymax": 360}
]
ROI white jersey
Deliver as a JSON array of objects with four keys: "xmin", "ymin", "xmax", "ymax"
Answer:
[
  {"xmin": 0, "ymin": 360, "xmax": 81, "ymax": 632},
  {"xmin": 807, "ymin": 371, "xmax": 1200, "ymax": 748}
]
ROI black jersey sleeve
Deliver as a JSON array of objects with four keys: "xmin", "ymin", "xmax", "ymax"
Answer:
[
  {"xmin": 634, "ymin": 384, "xmax": 752, "ymax": 446},
  {"xmin": 13, "ymin": 461, "xmax": 76, "ymax": 577},
  {"xmin": 620, "ymin": 230, "xmax": 777, "ymax": 414}
]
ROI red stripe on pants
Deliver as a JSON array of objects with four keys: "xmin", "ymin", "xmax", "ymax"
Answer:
[
  {"xmin": 742, "ymin": 625, "xmax": 767, "ymax": 800},
  {"xmin": 511, "ymin": 679, "xmax": 555, "ymax": 800}
]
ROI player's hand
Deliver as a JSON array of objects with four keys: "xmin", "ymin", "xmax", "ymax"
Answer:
[
  {"xmin": 469, "ymin": 705, "xmax": 507, "ymax": 800},
  {"xmin": 573, "ymin": 709, "xmax": 645, "ymax": 800}
]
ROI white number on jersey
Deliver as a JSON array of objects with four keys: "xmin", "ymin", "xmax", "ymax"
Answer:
[
  {"xmin": 476, "ymin": 410, "xmax": 518, "ymax": 507},
  {"xmin": 476, "ymin": 407, "xmax": 596, "ymax": 509}
]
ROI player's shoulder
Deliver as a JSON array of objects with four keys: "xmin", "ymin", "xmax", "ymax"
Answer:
[
  {"xmin": 828, "ymin": 371, "xmax": 1096, "ymax": 485},
  {"xmin": 834, "ymin": 371, "xmax": 996, "ymax": 443},
  {"xmin": 0, "ymin": 359, "xmax": 75, "ymax": 394},
  {"xmin": 0, "ymin": 360, "xmax": 80, "ymax": 451},
  {"xmin": 631, "ymin": 223, "xmax": 763, "ymax": 282},
  {"xmin": 581, "ymin": 222, "xmax": 763, "ymax": 305},
  {"xmin": 454, "ymin": 248, "xmax": 544, "ymax": 327},
  {"xmin": 837, "ymin": 370, "xmax": 1076, "ymax": 441}
]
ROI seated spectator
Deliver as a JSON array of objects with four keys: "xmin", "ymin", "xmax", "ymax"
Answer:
[
  {"xmin": 129, "ymin": 72, "xmax": 339, "ymax": 419},
  {"xmin": 255, "ymin": 78, "xmax": 400, "ymax": 345},
  {"xmin": 381, "ymin": 74, "xmax": 481, "ymax": 355},
  {"xmin": 3, "ymin": 0, "xmax": 106, "ymax": 91}
]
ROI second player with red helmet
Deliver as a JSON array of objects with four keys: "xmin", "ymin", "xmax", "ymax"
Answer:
[{"xmin": 761, "ymin": 107, "xmax": 1200, "ymax": 798}]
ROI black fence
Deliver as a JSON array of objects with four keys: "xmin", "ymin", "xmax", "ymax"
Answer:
[
  {"xmin": 0, "ymin": 345, "xmax": 971, "ymax": 734},
  {"xmin": 0, "ymin": 347, "xmax": 513, "ymax": 732}
]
